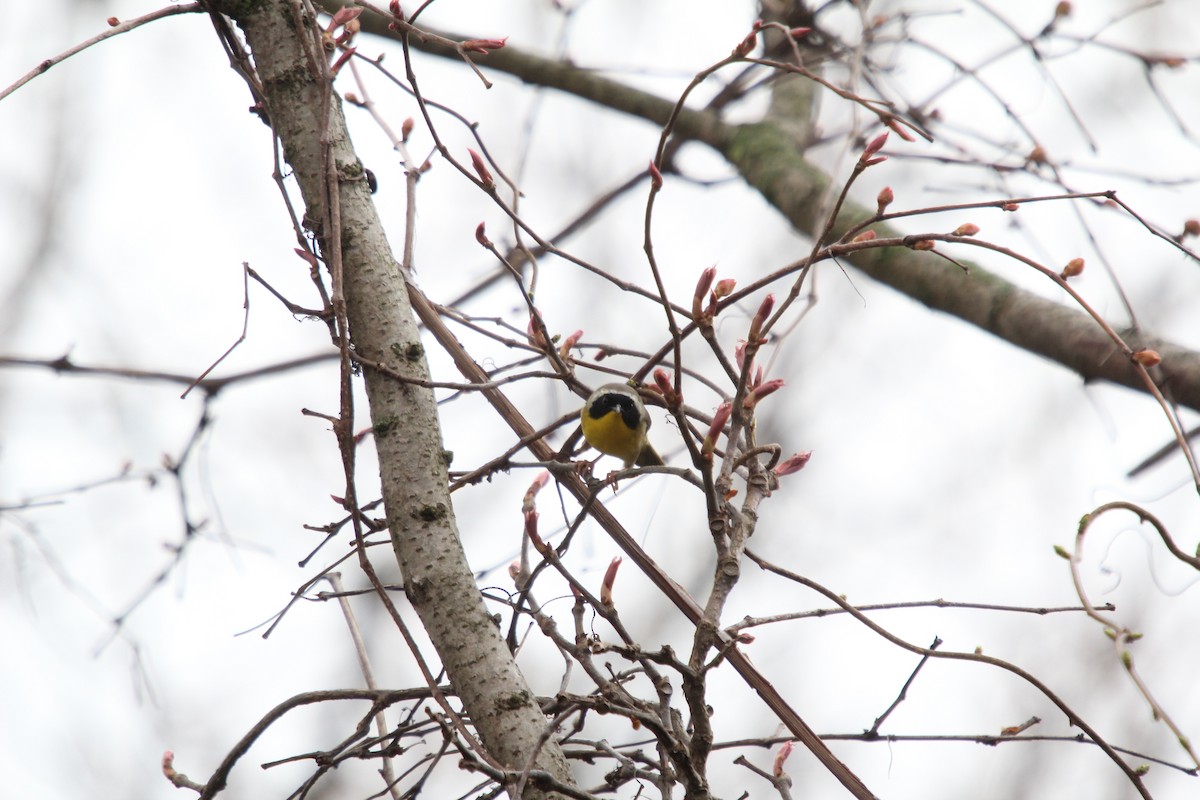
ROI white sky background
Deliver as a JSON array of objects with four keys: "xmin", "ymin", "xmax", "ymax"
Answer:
[{"xmin": 1, "ymin": 1, "xmax": 1199, "ymax": 799}]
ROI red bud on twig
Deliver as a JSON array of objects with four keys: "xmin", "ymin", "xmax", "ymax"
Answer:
[
  {"xmin": 953, "ymin": 223, "xmax": 980, "ymax": 237},
  {"xmin": 468, "ymin": 148, "xmax": 494, "ymax": 189},
  {"xmin": 329, "ymin": 6, "xmax": 363, "ymax": 30},
  {"xmin": 734, "ymin": 30, "xmax": 758, "ymax": 57},
  {"xmin": 693, "ymin": 266, "xmax": 717, "ymax": 320},
  {"xmin": 876, "ymin": 186, "xmax": 894, "ymax": 215},
  {"xmin": 527, "ymin": 312, "xmax": 548, "ymax": 349},
  {"xmin": 774, "ymin": 451, "xmax": 812, "ymax": 477},
  {"xmin": 882, "ymin": 116, "xmax": 917, "ymax": 142},
  {"xmin": 1060, "ymin": 258, "xmax": 1084, "ymax": 280},
  {"xmin": 649, "ymin": 161, "xmax": 663, "ymax": 190},
  {"xmin": 475, "ymin": 222, "xmax": 491, "ymax": 247},
  {"xmin": 702, "ymin": 402, "xmax": 732, "ymax": 459},
  {"xmin": 773, "ymin": 741, "xmax": 794, "ymax": 777},
  {"xmin": 524, "ymin": 509, "xmax": 549, "ymax": 553},
  {"xmin": 653, "ymin": 369, "xmax": 681, "ymax": 408},
  {"xmin": 734, "ymin": 340, "xmax": 750, "ymax": 371},
  {"xmin": 600, "ymin": 557, "xmax": 622, "ymax": 605},
  {"xmin": 748, "ymin": 293, "xmax": 774, "ymax": 343},
  {"xmin": 1132, "ymin": 349, "xmax": 1161, "ymax": 367},
  {"xmin": 462, "ymin": 37, "xmax": 508, "ymax": 54},
  {"xmin": 745, "ymin": 378, "xmax": 785, "ymax": 408},
  {"xmin": 522, "ymin": 471, "xmax": 550, "ymax": 513},
  {"xmin": 558, "ymin": 330, "xmax": 583, "ymax": 360},
  {"xmin": 860, "ymin": 132, "xmax": 889, "ymax": 167},
  {"xmin": 330, "ymin": 47, "xmax": 356, "ymax": 75},
  {"xmin": 294, "ymin": 247, "xmax": 319, "ymax": 268}
]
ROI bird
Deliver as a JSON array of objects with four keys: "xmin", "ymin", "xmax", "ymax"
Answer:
[{"xmin": 579, "ymin": 383, "xmax": 665, "ymax": 468}]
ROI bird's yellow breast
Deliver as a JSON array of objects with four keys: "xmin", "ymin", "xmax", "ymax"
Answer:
[{"xmin": 581, "ymin": 407, "xmax": 644, "ymax": 466}]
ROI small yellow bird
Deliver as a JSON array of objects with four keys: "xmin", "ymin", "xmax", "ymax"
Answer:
[{"xmin": 580, "ymin": 383, "xmax": 664, "ymax": 468}]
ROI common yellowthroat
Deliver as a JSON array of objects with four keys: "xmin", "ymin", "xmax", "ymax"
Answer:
[{"xmin": 580, "ymin": 383, "xmax": 664, "ymax": 468}]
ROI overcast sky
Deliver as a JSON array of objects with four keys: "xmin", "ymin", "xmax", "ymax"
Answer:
[{"xmin": 2, "ymin": 1, "xmax": 1199, "ymax": 798}]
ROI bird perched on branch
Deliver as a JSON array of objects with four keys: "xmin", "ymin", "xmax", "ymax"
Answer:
[{"xmin": 580, "ymin": 383, "xmax": 664, "ymax": 468}]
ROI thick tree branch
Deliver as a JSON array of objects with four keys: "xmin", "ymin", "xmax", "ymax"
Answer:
[{"xmin": 205, "ymin": 2, "xmax": 574, "ymax": 797}]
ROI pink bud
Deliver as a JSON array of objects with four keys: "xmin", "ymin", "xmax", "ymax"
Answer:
[
  {"xmin": 653, "ymin": 369, "xmax": 680, "ymax": 408},
  {"xmin": 1060, "ymin": 258, "xmax": 1084, "ymax": 279},
  {"xmin": 882, "ymin": 116, "xmax": 917, "ymax": 142},
  {"xmin": 703, "ymin": 402, "xmax": 732, "ymax": 459},
  {"xmin": 524, "ymin": 509, "xmax": 548, "ymax": 552},
  {"xmin": 294, "ymin": 247, "xmax": 318, "ymax": 268},
  {"xmin": 558, "ymin": 329, "xmax": 583, "ymax": 360},
  {"xmin": 462, "ymin": 37, "xmax": 508, "ymax": 54},
  {"xmin": 401, "ymin": 117, "xmax": 414, "ymax": 142},
  {"xmin": 649, "ymin": 161, "xmax": 663, "ymax": 190},
  {"xmin": 735, "ymin": 340, "xmax": 749, "ymax": 369},
  {"xmin": 712, "ymin": 278, "xmax": 737, "ymax": 299},
  {"xmin": 330, "ymin": 6, "xmax": 363, "ymax": 29},
  {"xmin": 746, "ymin": 378, "xmax": 785, "ymax": 407},
  {"xmin": 789, "ymin": 27, "xmax": 811, "ymax": 39},
  {"xmin": 748, "ymin": 293, "xmax": 774, "ymax": 342},
  {"xmin": 1132, "ymin": 349, "xmax": 1161, "ymax": 367},
  {"xmin": 953, "ymin": 223, "xmax": 980, "ymax": 237},
  {"xmin": 107, "ymin": 16, "xmax": 120, "ymax": 27},
  {"xmin": 1002, "ymin": 202, "xmax": 1020, "ymax": 212},
  {"xmin": 600, "ymin": 557, "xmax": 622, "ymax": 605},
  {"xmin": 876, "ymin": 186, "xmax": 894, "ymax": 214},
  {"xmin": 330, "ymin": 47, "xmax": 356, "ymax": 76},
  {"xmin": 468, "ymin": 148, "xmax": 494, "ymax": 189},
  {"xmin": 693, "ymin": 266, "xmax": 717, "ymax": 319},
  {"xmin": 851, "ymin": 230, "xmax": 878, "ymax": 243},
  {"xmin": 475, "ymin": 221, "xmax": 491, "ymax": 247},
  {"xmin": 389, "ymin": 1, "xmax": 404, "ymax": 19},
  {"xmin": 522, "ymin": 471, "xmax": 550, "ymax": 512},
  {"xmin": 774, "ymin": 451, "xmax": 812, "ymax": 476},
  {"xmin": 527, "ymin": 312, "xmax": 547, "ymax": 348},
  {"xmin": 910, "ymin": 239, "xmax": 935, "ymax": 251},
  {"xmin": 773, "ymin": 741, "xmax": 794, "ymax": 777},
  {"xmin": 863, "ymin": 132, "xmax": 888, "ymax": 159},
  {"xmin": 734, "ymin": 30, "xmax": 758, "ymax": 57}
]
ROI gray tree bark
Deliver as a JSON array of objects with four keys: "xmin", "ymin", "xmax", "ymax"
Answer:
[{"xmin": 206, "ymin": 1, "xmax": 574, "ymax": 796}]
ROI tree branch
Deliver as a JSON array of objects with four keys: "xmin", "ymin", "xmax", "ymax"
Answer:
[{"xmin": 204, "ymin": 1, "xmax": 575, "ymax": 796}]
